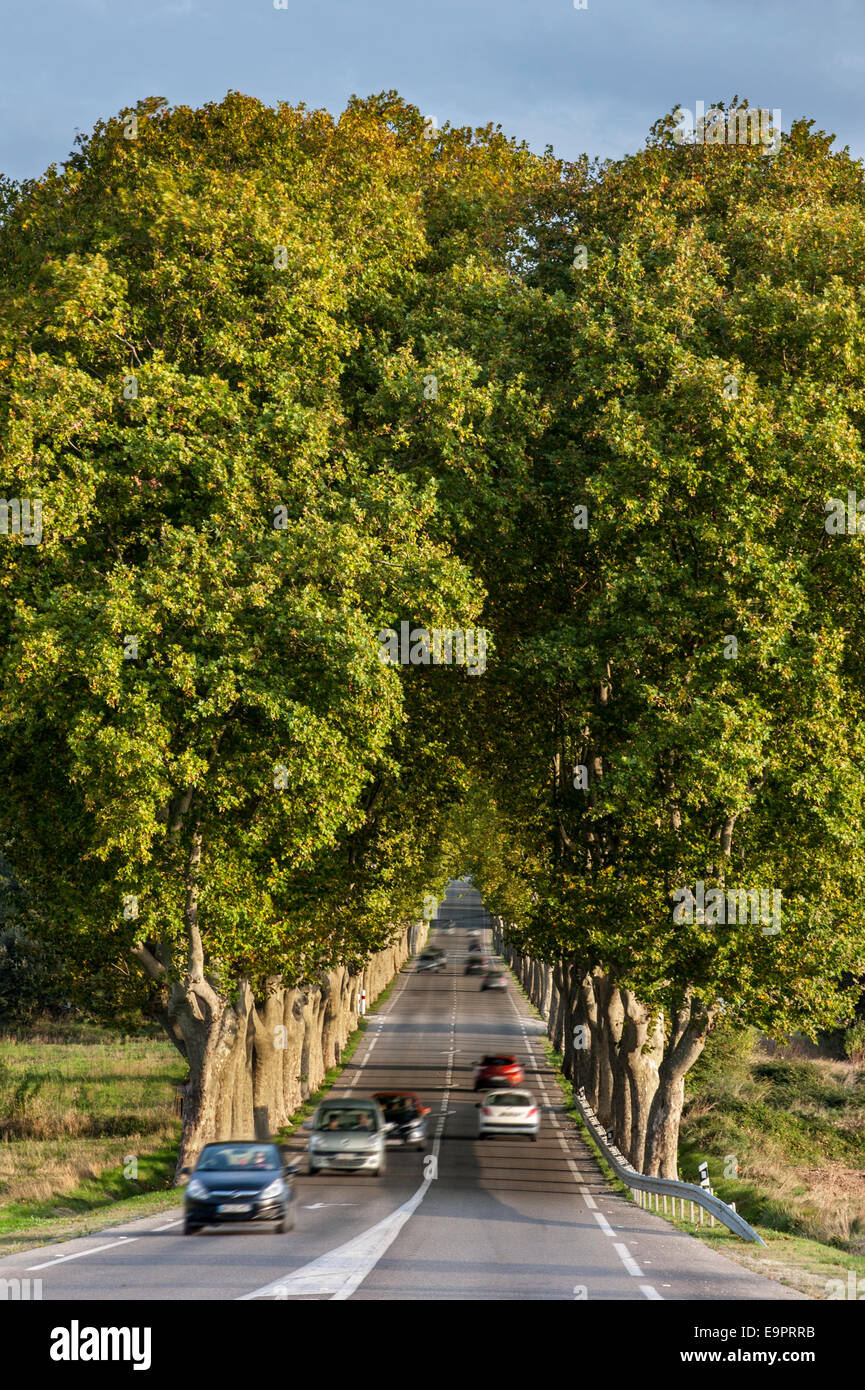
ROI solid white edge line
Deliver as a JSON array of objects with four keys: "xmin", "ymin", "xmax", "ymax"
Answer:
[{"xmin": 27, "ymin": 1237, "xmax": 136, "ymax": 1270}]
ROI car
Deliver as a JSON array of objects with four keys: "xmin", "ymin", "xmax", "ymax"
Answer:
[
  {"xmin": 464, "ymin": 955, "xmax": 488, "ymax": 976},
  {"xmin": 476, "ymin": 1089, "xmax": 540, "ymax": 1141},
  {"xmin": 417, "ymin": 948, "xmax": 446, "ymax": 973},
  {"xmin": 371, "ymin": 1091, "xmax": 431, "ymax": 1150},
  {"xmin": 473, "ymin": 1054, "xmax": 524, "ymax": 1090},
  {"xmin": 181, "ymin": 1141, "xmax": 300, "ymax": 1235},
  {"xmin": 480, "ymin": 968, "xmax": 507, "ymax": 992},
  {"xmin": 302, "ymin": 1097, "xmax": 393, "ymax": 1175}
]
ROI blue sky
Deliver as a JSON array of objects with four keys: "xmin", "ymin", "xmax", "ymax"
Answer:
[{"xmin": 3, "ymin": 0, "xmax": 863, "ymax": 181}]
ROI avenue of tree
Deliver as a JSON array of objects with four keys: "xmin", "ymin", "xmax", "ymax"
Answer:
[{"xmin": 1, "ymin": 92, "xmax": 864, "ymax": 1174}]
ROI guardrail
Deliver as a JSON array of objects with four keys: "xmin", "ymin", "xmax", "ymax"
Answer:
[{"xmin": 572, "ymin": 1086, "xmax": 766, "ymax": 1246}]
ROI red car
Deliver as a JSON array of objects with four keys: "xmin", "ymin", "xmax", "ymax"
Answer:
[{"xmin": 473, "ymin": 1054, "xmax": 524, "ymax": 1091}]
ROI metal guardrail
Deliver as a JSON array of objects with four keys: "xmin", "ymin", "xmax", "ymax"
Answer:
[{"xmin": 572, "ymin": 1087, "xmax": 766, "ymax": 1245}]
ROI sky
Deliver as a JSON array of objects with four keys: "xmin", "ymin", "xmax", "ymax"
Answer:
[{"xmin": 2, "ymin": 0, "xmax": 864, "ymax": 182}]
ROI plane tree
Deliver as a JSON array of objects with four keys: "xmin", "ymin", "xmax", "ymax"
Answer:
[
  {"xmin": 456, "ymin": 107, "xmax": 865, "ymax": 1174},
  {"xmin": 0, "ymin": 93, "xmax": 505, "ymax": 1165}
]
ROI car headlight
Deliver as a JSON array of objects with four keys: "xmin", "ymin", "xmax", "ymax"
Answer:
[
  {"xmin": 186, "ymin": 1178, "xmax": 209, "ymax": 1201},
  {"xmin": 309, "ymin": 1135, "xmax": 322, "ymax": 1150},
  {"xmin": 259, "ymin": 1178, "xmax": 287, "ymax": 1200}
]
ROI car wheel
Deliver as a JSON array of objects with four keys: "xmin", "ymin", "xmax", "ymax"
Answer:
[
  {"xmin": 307, "ymin": 1162, "xmax": 318, "ymax": 1176},
  {"xmin": 276, "ymin": 1201, "xmax": 296, "ymax": 1233},
  {"xmin": 183, "ymin": 1219, "xmax": 201, "ymax": 1235},
  {"xmin": 531, "ymin": 1134, "xmax": 538, "ymax": 1143}
]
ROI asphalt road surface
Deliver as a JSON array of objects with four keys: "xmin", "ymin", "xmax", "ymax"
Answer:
[{"xmin": 0, "ymin": 881, "xmax": 806, "ymax": 1301}]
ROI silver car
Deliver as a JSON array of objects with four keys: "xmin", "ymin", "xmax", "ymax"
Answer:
[
  {"xmin": 476, "ymin": 1089, "xmax": 540, "ymax": 1142},
  {"xmin": 303, "ymin": 1098, "xmax": 393, "ymax": 1176}
]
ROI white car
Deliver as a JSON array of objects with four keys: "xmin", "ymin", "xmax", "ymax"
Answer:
[
  {"xmin": 476, "ymin": 1089, "xmax": 540, "ymax": 1142},
  {"xmin": 303, "ymin": 1098, "xmax": 394, "ymax": 1175}
]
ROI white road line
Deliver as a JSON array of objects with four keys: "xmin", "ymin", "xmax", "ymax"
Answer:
[
  {"xmin": 641, "ymin": 1284, "xmax": 663, "ymax": 1300},
  {"xmin": 613, "ymin": 1242, "xmax": 643, "ymax": 1277},
  {"xmin": 152, "ymin": 1219, "xmax": 183, "ymax": 1232},
  {"xmin": 240, "ymin": 1179, "xmax": 432, "ymax": 1301},
  {"xmin": 592, "ymin": 1211, "xmax": 615, "ymax": 1237},
  {"xmin": 27, "ymin": 1238, "xmax": 136, "ymax": 1270}
]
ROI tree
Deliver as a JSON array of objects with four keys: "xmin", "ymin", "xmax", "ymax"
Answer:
[
  {"xmin": 454, "ymin": 104, "xmax": 865, "ymax": 1174},
  {"xmin": 0, "ymin": 91, "xmax": 560, "ymax": 1168}
]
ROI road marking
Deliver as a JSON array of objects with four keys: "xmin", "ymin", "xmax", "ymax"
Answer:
[
  {"xmin": 303, "ymin": 1203, "xmax": 357, "ymax": 1210},
  {"xmin": 153, "ymin": 1219, "xmax": 183, "ymax": 1231},
  {"xmin": 613, "ymin": 1242, "xmax": 643, "ymax": 1277},
  {"xmin": 27, "ymin": 1238, "xmax": 136, "ymax": 1270},
  {"xmin": 240, "ymin": 1179, "xmax": 432, "ymax": 1301},
  {"xmin": 641, "ymin": 1284, "xmax": 663, "ymax": 1300},
  {"xmin": 592, "ymin": 1211, "xmax": 615, "ymax": 1237}
]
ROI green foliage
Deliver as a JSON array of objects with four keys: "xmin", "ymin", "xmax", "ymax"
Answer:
[
  {"xmin": 0, "ymin": 92, "xmax": 557, "ymax": 1001},
  {"xmin": 843, "ymin": 1019, "xmax": 865, "ymax": 1063},
  {"xmin": 457, "ymin": 103, "xmax": 865, "ymax": 1045}
]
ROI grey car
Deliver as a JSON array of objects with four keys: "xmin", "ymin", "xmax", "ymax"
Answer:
[
  {"xmin": 303, "ymin": 1097, "xmax": 393, "ymax": 1176},
  {"xmin": 416, "ymin": 948, "xmax": 446, "ymax": 973}
]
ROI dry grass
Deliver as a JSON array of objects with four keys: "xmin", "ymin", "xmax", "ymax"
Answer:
[{"xmin": 0, "ymin": 1032, "xmax": 184, "ymax": 1206}]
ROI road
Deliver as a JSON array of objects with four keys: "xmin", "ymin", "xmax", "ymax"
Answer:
[{"xmin": 0, "ymin": 881, "xmax": 805, "ymax": 1301}]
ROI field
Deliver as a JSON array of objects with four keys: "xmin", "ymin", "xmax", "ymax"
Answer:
[{"xmin": 0, "ymin": 1025, "xmax": 184, "ymax": 1252}]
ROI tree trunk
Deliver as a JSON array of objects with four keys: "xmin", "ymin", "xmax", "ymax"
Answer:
[
  {"xmin": 644, "ymin": 994, "xmax": 716, "ymax": 1178},
  {"xmin": 618, "ymin": 990, "xmax": 663, "ymax": 1172},
  {"xmin": 603, "ymin": 983, "xmax": 629, "ymax": 1155},
  {"xmin": 549, "ymin": 963, "xmax": 565, "ymax": 1055}
]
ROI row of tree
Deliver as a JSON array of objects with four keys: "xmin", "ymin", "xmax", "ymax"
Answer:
[{"xmin": 2, "ymin": 91, "xmax": 864, "ymax": 1174}]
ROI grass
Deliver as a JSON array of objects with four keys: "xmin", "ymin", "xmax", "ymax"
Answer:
[
  {"xmin": 0, "ymin": 1026, "xmax": 184, "ymax": 1257},
  {"xmin": 679, "ymin": 1026, "xmax": 865, "ymax": 1259},
  {"xmin": 0, "ymin": 1030, "xmax": 184, "ymax": 1203}
]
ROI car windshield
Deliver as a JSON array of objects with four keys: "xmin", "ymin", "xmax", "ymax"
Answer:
[
  {"xmin": 488, "ymin": 1093, "xmax": 531, "ymax": 1108},
  {"xmin": 482, "ymin": 1057, "xmax": 514, "ymax": 1067},
  {"xmin": 196, "ymin": 1144, "xmax": 280, "ymax": 1171},
  {"xmin": 378, "ymin": 1097, "xmax": 416, "ymax": 1118},
  {"xmin": 316, "ymin": 1107, "xmax": 378, "ymax": 1132}
]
